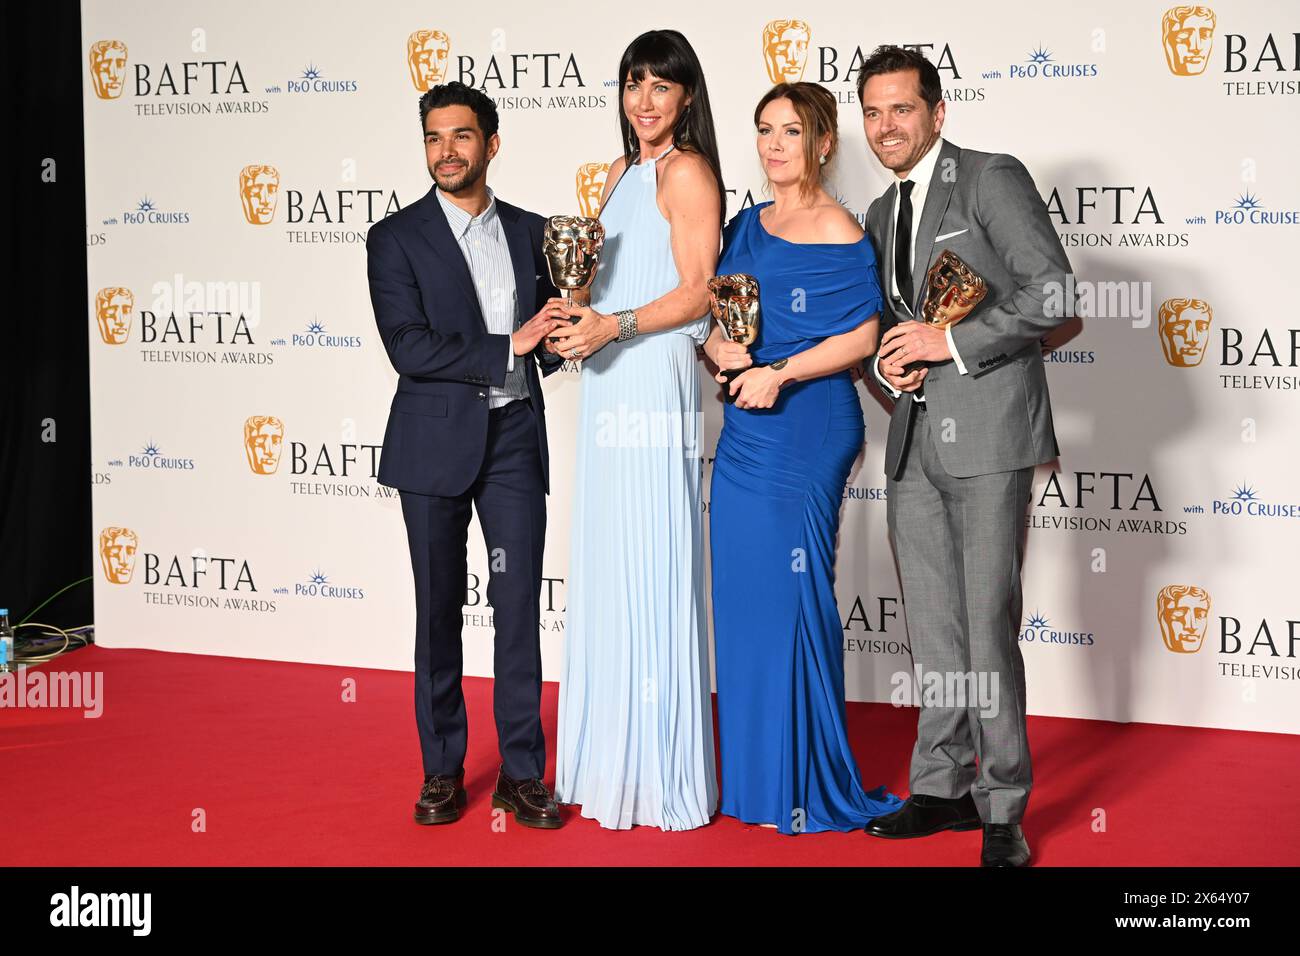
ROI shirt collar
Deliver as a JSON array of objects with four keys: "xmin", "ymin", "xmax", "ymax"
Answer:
[
  {"xmin": 896, "ymin": 135, "xmax": 945, "ymax": 194},
  {"xmin": 437, "ymin": 185, "xmax": 497, "ymax": 239}
]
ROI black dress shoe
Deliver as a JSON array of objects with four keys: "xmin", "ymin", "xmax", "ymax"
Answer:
[
  {"xmin": 981, "ymin": 823, "xmax": 1031, "ymax": 867},
  {"xmin": 413, "ymin": 769, "xmax": 467, "ymax": 825},
  {"xmin": 865, "ymin": 792, "xmax": 981, "ymax": 839},
  {"xmin": 491, "ymin": 768, "xmax": 562, "ymax": 829}
]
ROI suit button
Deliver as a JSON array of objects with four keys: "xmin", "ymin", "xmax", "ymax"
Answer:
[{"xmin": 477, "ymin": 392, "xmax": 486, "ymax": 400}]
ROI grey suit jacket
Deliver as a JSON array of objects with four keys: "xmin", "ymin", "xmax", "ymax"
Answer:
[{"xmin": 867, "ymin": 139, "xmax": 1072, "ymax": 480}]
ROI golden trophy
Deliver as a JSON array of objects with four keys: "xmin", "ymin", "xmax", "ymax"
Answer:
[
  {"xmin": 908, "ymin": 249, "xmax": 987, "ymax": 374},
  {"xmin": 707, "ymin": 273, "xmax": 762, "ymax": 405},
  {"xmin": 543, "ymin": 215, "xmax": 605, "ymax": 344}
]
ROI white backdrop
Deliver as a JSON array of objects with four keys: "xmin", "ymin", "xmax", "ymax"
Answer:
[{"xmin": 84, "ymin": 0, "xmax": 1300, "ymax": 734}]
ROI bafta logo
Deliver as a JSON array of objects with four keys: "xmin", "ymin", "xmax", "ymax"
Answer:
[
  {"xmin": 99, "ymin": 526, "xmax": 139, "ymax": 584},
  {"xmin": 1157, "ymin": 297, "xmax": 1213, "ymax": 367},
  {"xmin": 1157, "ymin": 584, "xmax": 1212, "ymax": 653},
  {"xmin": 762, "ymin": 19, "xmax": 811, "ymax": 84},
  {"xmin": 244, "ymin": 415, "xmax": 285, "ymax": 475},
  {"xmin": 576, "ymin": 162, "xmax": 610, "ymax": 218},
  {"xmin": 239, "ymin": 165, "xmax": 281, "ymax": 225},
  {"xmin": 1162, "ymin": 6, "xmax": 1216, "ymax": 76},
  {"xmin": 94, "ymin": 287, "xmax": 134, "ymax": 345},
  {"xmin": 408, "ymin": 29, "xmax": 451, "ymax": 91},
  {"xmin": 89, "ymin": 40, "xmax": 128, "ymax": 100}
]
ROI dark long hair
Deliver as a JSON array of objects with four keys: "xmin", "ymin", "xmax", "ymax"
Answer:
[{"xmin": 617, "ymin": 29, "xmax": 725, "ymax": 222}]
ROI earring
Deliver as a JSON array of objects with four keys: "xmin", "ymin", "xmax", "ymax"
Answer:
[{"xmin": 819, "ymin": 153, "xmax": 827, "ymax": 165}]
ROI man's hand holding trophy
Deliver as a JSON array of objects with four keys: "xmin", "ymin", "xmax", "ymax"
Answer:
[{"xmin": 877, "ymin": 249, "xmax": 987, "ymax": 383}]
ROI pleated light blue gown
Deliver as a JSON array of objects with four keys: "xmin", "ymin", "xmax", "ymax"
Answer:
[
  {"xmin": 555, "ymin": 146, "xmax": 718, "ymax": 830},
  {"xmin": 711, "ymin": 202, "xmax": 903, "ymax": 834}
]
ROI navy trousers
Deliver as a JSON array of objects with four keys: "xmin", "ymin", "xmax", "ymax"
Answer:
[{"xmin": 398, "ymin": 398, "xmax": 547, "ymax": 780}]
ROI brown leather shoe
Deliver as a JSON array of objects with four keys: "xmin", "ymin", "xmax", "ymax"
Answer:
[
  {"xmin": 413, "ymin": 770, "xmax": 467, "ymax": 825},
  {"xmin": 491, "ymin": 768, "xmax": 562, "ymax": 829}
]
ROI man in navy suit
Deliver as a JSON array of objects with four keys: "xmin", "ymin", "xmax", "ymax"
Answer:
[{"xmin": 366, "ymin": 82, "xmax": 568, "ymax": 828}]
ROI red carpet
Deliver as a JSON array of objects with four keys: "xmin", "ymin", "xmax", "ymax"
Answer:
[{"xmin": 2, "ymin": 645, "xmax": 1296, "ymax": 867}]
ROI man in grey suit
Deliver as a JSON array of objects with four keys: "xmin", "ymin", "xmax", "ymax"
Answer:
[{"xmin": 856, "ymin": 46, "xmax": 1071, "ymax": 866}]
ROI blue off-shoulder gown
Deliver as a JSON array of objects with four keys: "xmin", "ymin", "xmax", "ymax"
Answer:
[{"xmin": 710, "ymin": 202, "xmax": 903, "ymax": 834}]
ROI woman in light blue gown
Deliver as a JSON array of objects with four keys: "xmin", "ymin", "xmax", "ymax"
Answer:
[{"xmin": 546, "ymin": 30, "xmax": 724, "ymax": 830}]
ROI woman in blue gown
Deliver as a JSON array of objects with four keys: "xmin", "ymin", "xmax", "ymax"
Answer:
[{"xmin": 704, "ymin": 82, "xmax": 903, "ymax": 834}]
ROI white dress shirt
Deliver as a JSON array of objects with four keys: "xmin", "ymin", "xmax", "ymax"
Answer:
[
  {"xmin": 875, "ymin": 136, "xmax": 968, "ymax": 401},
  {"xmin": 436, "ymin": 186, "xmax": 527, "ymax": 408}
]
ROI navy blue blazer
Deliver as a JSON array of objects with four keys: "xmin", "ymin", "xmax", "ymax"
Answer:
[{"xmin": 366, "ymin": 185, "xmax": 562, "ymax": 497}]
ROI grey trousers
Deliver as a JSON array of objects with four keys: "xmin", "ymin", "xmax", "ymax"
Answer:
[{"xmin": 886, "ymin": 407, "xmax": 1035, "ymax": 824}]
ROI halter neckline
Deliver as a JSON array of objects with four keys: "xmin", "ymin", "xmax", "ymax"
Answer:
[{"xmin": 637, "ymin": 143, "xmax": 676, "ymax": 166}]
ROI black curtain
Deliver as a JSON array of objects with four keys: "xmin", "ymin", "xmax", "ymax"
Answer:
[{"xmin": 0, "ymin": 0, "xmax": 93, "ymax": 629}]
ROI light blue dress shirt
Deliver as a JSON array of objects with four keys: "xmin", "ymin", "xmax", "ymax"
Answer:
[{"xmin": 436, "ymin": 186, "xmax": 527, "ymax": 408}]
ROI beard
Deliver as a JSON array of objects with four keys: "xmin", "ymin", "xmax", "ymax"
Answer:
[{"xmin": 430, "ymin": 155, "xmax": 485, "ymax": 194}]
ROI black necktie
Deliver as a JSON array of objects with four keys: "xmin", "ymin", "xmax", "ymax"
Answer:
[{"xmin": 895, "ymin": 180, "xmax": 915, "ymax": 311}]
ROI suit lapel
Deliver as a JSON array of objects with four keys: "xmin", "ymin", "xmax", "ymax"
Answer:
[
  {"xmin": 498, "ymin": 202, "xmax": 535, "ymax": 328},
  {"xmin": 909, "ymin": 139, "xmax": 960, "ymax": 316},
  {"xmin": 877, "ymin": 183, "xmax": 898, "ymax": 314},
  {"xmin": 498, "ymin": 201, "xmax": 543, "ymax": 391},
  {"xmin": 416, "ymin": 186, "xmax": 484, "ymax": 328}
]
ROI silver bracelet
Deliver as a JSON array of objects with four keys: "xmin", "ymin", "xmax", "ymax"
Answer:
[{"xmin": 615, "ymin": 309, "xmax": 638, "ymax": 342}]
